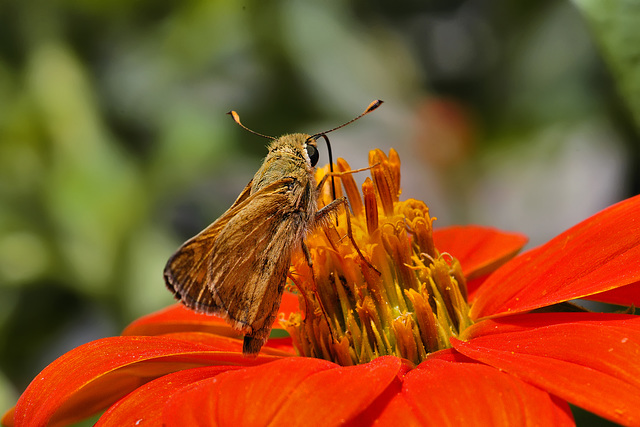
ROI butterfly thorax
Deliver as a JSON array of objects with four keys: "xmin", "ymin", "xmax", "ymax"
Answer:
[{"xmin": 250, "ymin": 133, "xmax": 318, "ymax": 223}]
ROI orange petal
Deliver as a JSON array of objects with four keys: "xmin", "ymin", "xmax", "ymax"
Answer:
[
  {"xmin": 122, "ymin": 303, "xmax": 229, "ymax": 336},
  {"xmin": 96, "ymin": 366, "xmax": 236, "ymax": 426},
  {"xmin": 9, "ymin": 336, "xmax": 280, "ymax": 427},
  {"xmin": 158, "ymin": 332, "xmax": 244, "ymax": 350},
  {"xmin": 123, "ymin": 292, "xmax": 299, "ymax": 336},
  {"xmin": 157, "ymin": 332, "xmax": 294, "ymax": 357},
  {"xmin": 471, "ymin": 195, "xmax": 640, "ymax": 318},
  {"xmin": 260, "ymin": 335, "xmax": 296, "ymax": 353},
  {"xmin": 454, "ymin": 312, "xmax": 640, "ymax": 425},
  {"xmin": 432, "ymin": 225, "xmax": 528, "ymax": 280},
  {"xmin": 583, "ymin": 280, "xmax": 640, "ymax": 306},
  {"xmin": 464, "ymin": 273, "xmax": 491, "ymax": 301},
  {"xmin": 345, "ymin": 357, "xmax": 414, "ymax": 425},
  {"xmin": 1, "ymin": 408, "xmax": 14, "ymax": 427},
  {"xmin": 366, "ymin": 394, "xmax": 423, "ymax": 426},
  {"xmin": 404, "ymin": 358, "xmax": 573, "ymax": 425},
  {"xmin": 163, "ymin": 356, "xmax": 404, "ymax": 426}
]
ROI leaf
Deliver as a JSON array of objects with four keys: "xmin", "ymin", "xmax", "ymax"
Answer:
[{"xmin": 573, "ymin": 0, "xmax": 640, "ymax": 131}]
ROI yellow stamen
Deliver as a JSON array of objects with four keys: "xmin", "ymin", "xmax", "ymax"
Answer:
[
  {"xmin": 336, "ymin": 158, "xmax": 364, "ymax": 219},
  {"xmin": 284, "ymin": 149, "xmax": 472, "ymax": 365},
  {"xmin": 363, "ymin": 178, "xmax": 378, "ymax": 235}
]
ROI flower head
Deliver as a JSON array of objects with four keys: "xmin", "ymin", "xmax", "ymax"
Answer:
[
  {"xmin": 285, "ymin": 149, "xmax": 472, "ymax": 365},
  {"xmin": 4, "ymin": 149, "xmax": 640, "ymax": 426}
]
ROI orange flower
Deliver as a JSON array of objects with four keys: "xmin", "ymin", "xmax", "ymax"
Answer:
[{"xmin": 4, "ymin": 150, "xmax": 640, "ymax": 426}]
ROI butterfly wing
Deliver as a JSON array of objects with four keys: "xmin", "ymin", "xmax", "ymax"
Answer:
[
  {"xmin": 164, "ymin": 177, "xmax": 308, "ymax": 340},
  {"xmin": 207, "ymin": 178, "xmax": 306, "ymax": 335},
  {"xmin": 164, "ymin": 180, "xmax": 253, "ymax": 313}
]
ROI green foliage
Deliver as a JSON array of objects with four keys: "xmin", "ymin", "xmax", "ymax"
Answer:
[{"xmin": 574, "ymin": 0, "xmax": 640, "ymax": 131}]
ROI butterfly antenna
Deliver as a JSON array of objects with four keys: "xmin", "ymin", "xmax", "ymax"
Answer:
[
  {"xmin": 314, "ymin": 99, "xmax": 383, "ymax": 137},
  {"xmin": 309, "ymin": 99, "xmax": 384, "ymax": 201},
  {"xmin": 227, "ymin": 111, "xmax": 276, "ymax": 140}
]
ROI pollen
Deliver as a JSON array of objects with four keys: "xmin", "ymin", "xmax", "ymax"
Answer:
[{"xmin": 283, "ymin": 149, "xmax": 472, "ymax": 365}]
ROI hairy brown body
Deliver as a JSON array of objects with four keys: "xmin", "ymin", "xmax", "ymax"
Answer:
[{"xmin": 164, "ymin": 134, "xmax": 319, "ymax": 355}]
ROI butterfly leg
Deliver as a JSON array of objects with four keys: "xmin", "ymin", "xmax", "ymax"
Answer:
[
  {"xmin": 315, "ymin": 197, "xmax": 380, "ymax": 274},
  {"xmin": 316, "ymin": 165, "xmax": 376, "ymax": 193},
  {"xmin": 287, "ymin": 272, "xmax": 312, "ymax": 321},
  {"xmin": 300, "ymin": 241, "xmax": 335, "ymax": 341}
]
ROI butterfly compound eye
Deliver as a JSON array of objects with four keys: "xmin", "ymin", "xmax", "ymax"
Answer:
[{"xmin": 306, "ymin": 144, "xmax": 319, "ymax": 166}]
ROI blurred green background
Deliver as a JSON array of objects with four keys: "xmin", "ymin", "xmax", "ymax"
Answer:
[{"xmin": 0, "ymin": 0, "xmax": 638, "ymax": 424}]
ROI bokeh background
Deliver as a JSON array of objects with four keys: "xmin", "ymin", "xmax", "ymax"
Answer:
[{"xmin": 1, "ymin": 0, "xmax": 638, "ymax": 424}]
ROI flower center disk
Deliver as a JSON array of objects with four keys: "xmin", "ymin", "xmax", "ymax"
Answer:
[{"xmin": 283, "ymin": 149, "xmax": 472, "ymax": 366}]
